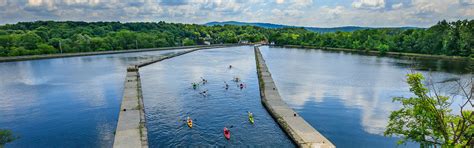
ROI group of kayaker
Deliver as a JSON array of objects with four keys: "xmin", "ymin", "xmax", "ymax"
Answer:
[
  {"xmin": 185, "ymin": 111, "xmax": 254, "ymax": 140},
  {"xmin": 184, "ymin": 65, "xmax": 254, "ymax": 141}
]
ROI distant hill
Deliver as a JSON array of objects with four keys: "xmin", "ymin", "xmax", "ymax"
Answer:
[
  {"xmin": 205, "ymin": 21, "xmax": 417, "ymax": 33},
  {"xmin": 205, "ymin": 21, "xmax": 288, "ymax": 29}
]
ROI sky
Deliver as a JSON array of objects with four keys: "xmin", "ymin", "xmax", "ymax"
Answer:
[{"xmin": 0, "ymin": 0, "xmax": 473, "ymax": 27}]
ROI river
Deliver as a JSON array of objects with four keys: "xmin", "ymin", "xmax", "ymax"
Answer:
[{"xmin": 0, "ymin": 45, "xmax": 470, "ymax": 147}]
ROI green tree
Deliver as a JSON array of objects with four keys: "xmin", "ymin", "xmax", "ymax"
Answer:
[
  {"xmin": 19, "ymin": 32, "xmax": 42, "ymax": 50},
  {"xmin": 0, "ymin": 129, "xmax": 17, "ymax": 147},
  {"xmin": 182, "ymin": 38, "xmax": 195, "ymax": 46},
  {"xmin": 384, "ymin": 73, "xmax": 473, "ymax": 147},
  {"xmin": 37, "ymin": 43, "xmax": 57, "ymax": 54},
  {"xmin": 376, "ymin": 43, "xmax": 389, "ymax": 55},
  {"xmin": 0, "ymin": 46, "xmax": 7, "ymax": 56}
]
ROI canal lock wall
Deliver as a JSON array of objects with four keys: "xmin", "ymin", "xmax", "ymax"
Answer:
[{"xmin": 254, "ymin": 46, "xmax": 335, "ymax": 148}]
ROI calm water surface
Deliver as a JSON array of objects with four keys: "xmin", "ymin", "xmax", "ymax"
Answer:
[
  {"xmin": 0, "ymin": 49, "xmax": 191, "ymax": 147},
  {"xmin": 260, "ymin": 46, "xmax": 472, "ymax": 147},
  {"xmin": 140, "ymin": 46, "xmax": 294, "ymax": 147},
  {"xmin": 1, "ymin": 45, "xmax": 470, "ymax": 147}
]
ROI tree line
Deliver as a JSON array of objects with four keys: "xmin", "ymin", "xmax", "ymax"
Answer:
[{"xmin": 0, "ymin": 20, "xmax": 472, "ymax": 57}]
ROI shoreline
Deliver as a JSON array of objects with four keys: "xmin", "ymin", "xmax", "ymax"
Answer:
[
  {"xmin": 277, "ymin": 45, "xmax": 473, "ymax": 61},
  {"xmin": 0, "ymin": 44, "xmax": 239, "ymax": 63}
]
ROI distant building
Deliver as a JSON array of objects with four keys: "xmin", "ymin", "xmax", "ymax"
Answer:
[
  {"xmin": 203, "ymin": 36, "xmax": 212, "ymax": 45},
  {"xmin": 239, "ymin": 40, "xmax": 249, "ymax": 44}
]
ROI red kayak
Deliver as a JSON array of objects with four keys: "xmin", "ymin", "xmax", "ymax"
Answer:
[{"xmin": 223, "ymin": 127, "xmax": 230, "ymax": 140}]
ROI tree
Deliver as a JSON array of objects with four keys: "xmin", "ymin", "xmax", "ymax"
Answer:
[
  {"xmin": 182, "ymin": 38, "xmax": 195, "ymax": 46},
  {"xmin": 0, "ymin": 46, "xmax": 7, "ymax": 56},
  {"xmin": 19, "ymin": 32, "xmax": 42, "ymax": 50},
  {"xmin": 376, "ymin": 43, "xmax": 389, "ymax": 55},
  {"xmin": 37, "ymin": 43, "xmax": 57, "ymax": 54},
  {"xmin": 0, "ymin": 129, "xmax": 17, "ymax": 147},
  {"xmin": 384, "ymin": 73, "xmax": 473, "ymax": 147}
]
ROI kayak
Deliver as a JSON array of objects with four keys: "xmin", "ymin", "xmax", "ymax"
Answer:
[
  {"xmin": 187, "ymin": 117, "xmax": 193, "ymax": 128},
  {"xmin": 223, "ymin": 127, "xmax": 230, "ymax": 140},
  {"xmin": 248, "ymin": 113, "xmax": 254, "ymax": 124}
]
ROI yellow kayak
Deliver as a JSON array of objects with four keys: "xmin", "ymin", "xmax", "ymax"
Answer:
[{"xmin": 187, "ymin": 117, "xmax": 193, "ymax": 128}]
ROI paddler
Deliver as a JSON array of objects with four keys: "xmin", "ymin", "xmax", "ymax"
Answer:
[
  {"xmin": 200, "ymin": 90, "xmax": 208, "ymax": 97},
  {"xmin": 233, "ymin": 77, "xmax": 240, "ymax": 82},
  {"xmin": 248, "ymin": 111, "xmax": 254, "ymax": 124}
]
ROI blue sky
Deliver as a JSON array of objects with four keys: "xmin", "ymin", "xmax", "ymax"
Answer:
[{"xmin": 0, "ymin": 0, "xmax": 473, "ymax": 27}]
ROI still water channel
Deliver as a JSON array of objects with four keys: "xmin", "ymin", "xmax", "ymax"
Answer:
[
  {"xmin": 0, "ymin": 49, "xmax": 192, "ymax": 147},
  {"xmin": 140, "ymin": 46, "xmax": 294, "ymax": 147},
  {"xmin": 259, "ymin": 46, "xmax": 472, "ymax": 147}
]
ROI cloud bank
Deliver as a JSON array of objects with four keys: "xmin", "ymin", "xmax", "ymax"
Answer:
[{"xmin": 0, "ymin": 0, "xmax": 472, "ymax": 27}]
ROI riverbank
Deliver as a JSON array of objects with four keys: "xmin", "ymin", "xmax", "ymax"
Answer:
[
  {"xmin": 278, "ymin": 45, "xmax": 473, "ymax": 61},
  {"xmin": 0, "ymin": 44, "xmax": 239, "ymax": 63}
]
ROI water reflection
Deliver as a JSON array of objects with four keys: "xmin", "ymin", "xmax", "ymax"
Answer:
[
  {"xmin": 0, "ymin": 49, "xmax": 188, "ymax": 147},
  {"xmin": 260, "ymin": 46, "xmax": 471, "ymax": 147},
  {"xmin": 140, "ymin": 46, "xmax": 294, "ymax": 147}
]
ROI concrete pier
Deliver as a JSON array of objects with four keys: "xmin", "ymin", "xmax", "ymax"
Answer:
[
  {"xmin": 113, "ymin": 66, "xmax": 148, "ymax": 148},
  {"xmin": 254, "ymin": 46, "xmax": 335, "ymax": 148},
  {"xmin": 0, "ymin": 44, "xmax": 238, "ymax": 63},
  {"xmin": 114, "ymin": 45, "xmax": 239, "ymax": 148}
]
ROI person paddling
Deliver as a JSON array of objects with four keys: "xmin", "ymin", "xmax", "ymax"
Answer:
[
  {"xmin": 248, "ymin": 111, "xmax": 254, "ymax": 124},
  {"xmin": 228, "ymin": 65, "xmax": 232, "ymax": 69},
  {"xmin": 187, "ymin": 116, "xmax": 193, "ymax": 128},
  {"xmin": 233, "ymin": 77, "xmax": 240, "ymax": 82},
  {"xmin": 199, "ymin": 90, "xmax": 208, "ymax": 97},
  {"xmin": 223, "ymin": 127, "xmax": 231, "ymax": 140},
  {"xmin": 239, "ymin": 83, "xmax": 244, "ymax": 89},
  {"xmin": 224, "ymin": 81, "xmax": 229, "ymax": 90}
]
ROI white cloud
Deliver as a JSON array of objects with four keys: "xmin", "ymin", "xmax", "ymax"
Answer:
[
  {"xmin": 391, "ymin": 3, "xmax": 402, "ymax": 9},
  {"xmin": 0, "ymin": 0, "xmax": 6, "ymax": 6},
  {"xmin": 0, "ymin": 0, "xmax": 472, "ymax": 27},
  {"xmin": 352, "ymin": 0, "xmax": 385, "ymax": 9},
  {"xmin": 460, "ymin": 0, "xmax": 474, "ymax": 5},
  {"xmin": 28, "ymin": 0, "xmax": 44, "ymax": 6},
  {"xmin": 293, "ymin": 0, "xmax": 312, "ymax": 5}
]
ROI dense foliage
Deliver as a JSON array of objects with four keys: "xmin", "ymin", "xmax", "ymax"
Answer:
[
  {"xmin": 0, "ymin": 20, "xmax": 472, "ymax": 57},
  {"xmin": 0, "ymin": 21, "xmax": 267, "ymax": 56},
  {"xmin": 270, "ymin": 20, "xmax": 473, "ymax": 57},
  {"xmin": 384, "ymin": 73, "xmax": 473, "ymax": 147},
  {"xmin": 0, "ymin": 129, "xmax": 16, "ymax": 147}
]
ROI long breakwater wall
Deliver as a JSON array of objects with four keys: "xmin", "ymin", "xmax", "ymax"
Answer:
[
  {"xmin": 113, "ymin": 44, "xmax": 239, "ymax": 148},
  {"xmin": 0, "ymin": 44, "xmax": 236, "ymax": 63},
  {"xmin": 254, "ymin": 46, "xmax": 335, "ymax": 148}
]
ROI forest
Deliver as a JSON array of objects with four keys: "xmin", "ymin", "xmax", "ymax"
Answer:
[{"xmin": 0, "ymin": 20, "xmax": 472, "ymax": 57}]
